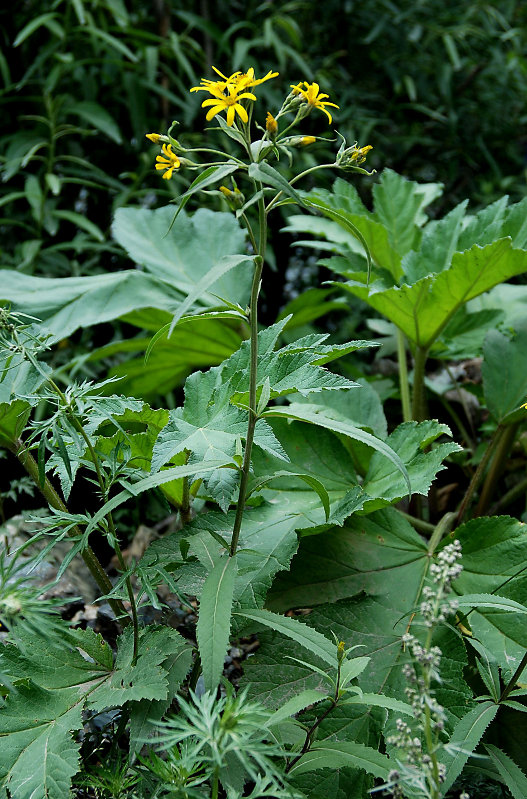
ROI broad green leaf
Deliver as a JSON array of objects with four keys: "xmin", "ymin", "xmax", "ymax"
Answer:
[
  {"xmin": 151, "ymin": 370, "xmax": 286, "ymax": 510},
  {"xmin": 453, "ymin": 516, "xmax": 527, "ymax": 679},
  {"xmin": 484, "ymin": 744, "xmax": 527, "ymax": 799},
  {"xmin": 439, "ymin": 701, "xmax": 499, "ymax": 795},
  {"xmin": 340, "ymin": 239, "xmax": 527, "ymax": 348},
  {"xmin": 112, "ymin": 206, "xmax": 251, "ymax": 308},
  {"xmin": 482, "ymin": 323, "xmax": 527, "ymax": 423},
  {"xmin": 402, "ymin": 200, "xmax": 468, "ymax": 283},
  {"xmin": 372, "ymin": 168, "xmax": 431, "ymax": 256},
  {"xmin": 288, "ymin": 740, "xmax": 391, "ymax": 778},
  {"xmin": 197, "ymin": 555, "xmax": 237, "ymax": 692},
  {"xmin": 141, "ymin": 499, "xmax": 302, "ymax": 612},
  {"xmin": 362, "ymin": 420, "xmax": 461, "ymax": 508},
  {"xmin": 233, "ymin": 608, "xmax": 338, "ymax": 667},
  {"xmin": 295, "ymin": 376, "xmax": 387, "ymax": 439},
  {"xmin": 0, "ymin": 686, "xmax": 81, "ymax": 799},
  {"xmin": 0, "ymin": 270, "xmax": 183, "ymax": 344},
  {"xmin": 263, "ymin": 403, "xmax": 411, "ymax": 496},
  {"xmin": 0, "ymin": 400, "xmax": 31, "ymax": 446}
]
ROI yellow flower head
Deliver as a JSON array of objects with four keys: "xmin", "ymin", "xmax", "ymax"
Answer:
[
  {"xmin": 200, "ymin": 83, "xmax": 257, "ymax": 126},
  {"xmin": 266, "ymin": 111, "xmax": 278, "ymax": 136},
  {"xmin": 290, "ymin": 81, "xmax": 339, "ymax": 123},
  {"xmin": 155, "ymin": 143, "xmax": 180, "ymax": 180},
  {"xmin": 190, "ymin": 67, "xmax": 278, "ymax": 126}
]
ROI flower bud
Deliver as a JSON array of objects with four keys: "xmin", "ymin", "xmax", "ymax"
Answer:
[
  {"xmin": 266, "ymin": 111, "xmax": 278, "ymax": 138},
  {"xmin": 219, "ymin": 185, "xmax": 245, "ymax": 209}
]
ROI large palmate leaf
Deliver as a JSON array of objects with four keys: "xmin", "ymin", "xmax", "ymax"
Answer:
[
  {"xmin": 112, "ymin": 206, "xmax": 252, "ymax": 309},
  {"xmin": 340, "ymin": 238, "xmax": 527, "ymax": 349}
]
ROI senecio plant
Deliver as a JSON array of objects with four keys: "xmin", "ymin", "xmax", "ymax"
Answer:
[{"xmin": 2, "ymin": 65, "xmax": 527, "ymax": 799}]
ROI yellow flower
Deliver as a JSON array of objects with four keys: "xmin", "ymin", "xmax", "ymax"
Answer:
[
  {"xmin": 200, "ymin": 83, "xmax": 257, "ymax": 126},
  {"xmin": 350, "ymin": 144, "xmax": 373, "ymax": 164},
  {"xmin": 290, "ymin": 81, "xmax": 339, "ymax": 123},
  {"xmin": 266, "ymin": 111, "xmax": 278, "ymax": 136},
  {"xmin": 191, "ymin": 66, "xmax": 278, "ymax": 95},
  {"xmin": 145, "ymin": 132, "xmax": 162, "ymax": 143},
  {"xmin": 155, "ymin": 143, "xmax": 180, "ymax": 179}
]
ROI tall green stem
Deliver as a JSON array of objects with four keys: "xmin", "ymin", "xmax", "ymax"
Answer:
[
  {"xmin": 475, "ymin": 422, "xmax": 518, "ymax": 517},
  {"xmin": 411, "ymin": 345, "xmax": 429, "ymax": 422},
  {"xmin": 396, "ymin": 327, "xmax": 411, "ymax": 423},
  {"xmin": 455, "ymin": 424, "xmax": 503, "ymax": 526}
]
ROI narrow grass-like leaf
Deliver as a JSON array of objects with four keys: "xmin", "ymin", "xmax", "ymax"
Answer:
[
  {"xmin": 484, "ymin": 745, "xmax": 527, "ymax": 799},
  {"xmin": 197, "ymin": 556, "xmax": 237, "ymax": 692},
  {"xmin": 234, "ymin": 608, "xmax": 337, "ymax": 667}
]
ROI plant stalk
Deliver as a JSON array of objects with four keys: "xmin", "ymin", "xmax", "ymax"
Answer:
[
  {"xmin": 396, "ymin": 327, "xmax": 411, "ymax": 423},
  {"xmin": 455, "ymin": 424, "xmax": 503, "ymax": 526},
  {"xmin": 9, "ymin": 438, "xmax": 128, "ymax": 624},
  {"xmin": 411, "ymin": 345, "xmax": 429, "ymax": 422},
  {"xmin": 475, "ymin": 422, "xmax": 518, "ymax": 517}
]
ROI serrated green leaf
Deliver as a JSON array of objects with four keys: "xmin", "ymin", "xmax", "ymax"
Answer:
[
  {"xmin": 0, "ymin": 688, "xmax": 81, "ymax": 799},
  {"xmin": 197, "ymin": 556, "xmax": 237, "ymax": 692},
  {"xmin": 362, "ymin": 419, "xmax": 461, "ymax": 507},
  {"xmin": 439, "ymin": 701, "xmax": 499, "ymax": 795},
  {"xmin": 263, "ymin": 403, "xmax": 411, "ymax": 496},
  {"xmin": 372, "ymin": 168, "xmax": 431, "ymax": 256},
  {"xmin": 455, "ymin": 594, "xmax": 527, "ymax": 613},
  {"xmin": 341, "ymin": 238, "xmax": 527, "ymax": 348},
  {"xmin": 234, "ymin": 608, "xmax": 337, "ymax": 667},
  {"xmin": 484, "ymin": 745, "xmax": 527, "ymax": 799},
  {"xmin": 288, "ymin": 740, "xmax": 391, "ymax": 778}
]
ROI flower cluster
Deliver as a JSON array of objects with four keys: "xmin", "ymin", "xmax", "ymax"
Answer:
[
  {"xmin": 383, "ymin": 541, "xmax": 465, "ymax": 799},
  {"xmin": 145, "ymin": 65, "xmax": 372, "ymax": 180}
]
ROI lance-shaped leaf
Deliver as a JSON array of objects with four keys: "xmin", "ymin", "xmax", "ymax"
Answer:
[
  {"xmin": 165, "ymin": 161, "xmax": 240, "ymax": 224},
  {"xmin": 248, "ymin": 161, "xmax": 306, "ymax": 206},
  {"xmin": 438, "ymin": 701, "xmax": 499, "ymax": 795},
  {"xmin": 197, "ymin": 555, "xmax": 237, "ymax": 692},
  {"xmin": 234, "ymin": 607, "xmax": 338, "ymax": 667},
  {"xmin": 288, "ymin": 740, "xmax": 391, "ymax": 779},
  {"xmin": 339, "ymin": 238, "xmax": 527, "ymax": 349},
  {"xmin": 484, "ymin": 745, "xmax": 527, "ymax": 799}
]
